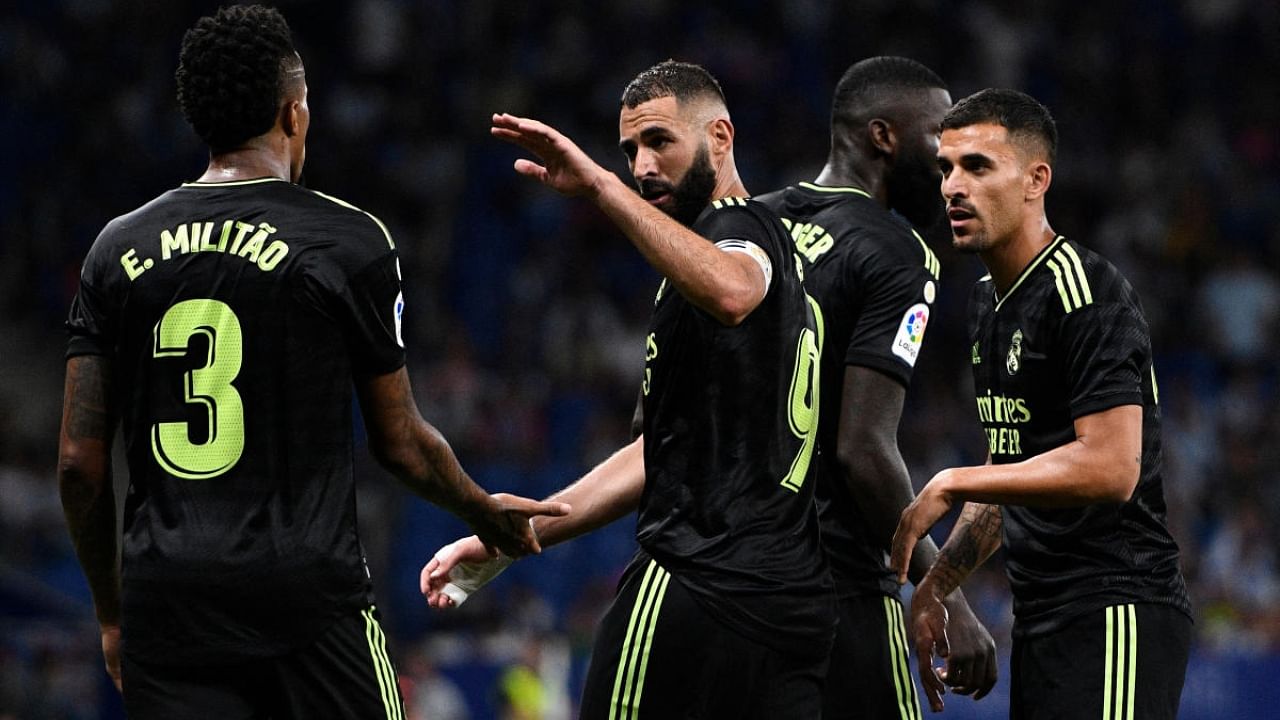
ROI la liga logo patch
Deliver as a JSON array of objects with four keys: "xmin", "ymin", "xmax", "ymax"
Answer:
[{"xmin": 892, "ymin": 303, "xmax": 930, "ymax": 366}]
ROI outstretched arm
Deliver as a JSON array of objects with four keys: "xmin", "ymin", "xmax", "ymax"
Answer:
[
  {"xmin": 356, "ymin": 368, "xmax": 569, "ymax": 558},
  {"xmin": 422, "ymin": 437, "xmax": 645, "ymax": 608},
  {"xmin": 491, "ymin": 113, "xmax": 765, "ymax": 326},
  {"xmin": 835, "ymin": 367, "xmax": 995, "ymax": 708},
  {"xmin": 58, "ymin": 355, "xmax": 122, "ymax": 691}
]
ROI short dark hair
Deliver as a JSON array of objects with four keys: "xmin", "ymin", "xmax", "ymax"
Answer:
[
  {"xmin": 942, "ymin": 88, "xmax": 1058, "ymax": 164},
  {"xmin": 176, "ymin": 4, "xmax": 301, "ymax": 152},
  {"xmin": 620, "ymin": 60, "xmax": 726, "ymax": 110},
  {"xmin": 830, "ymin": 56, "xmax": 947, "ymax": 129}
]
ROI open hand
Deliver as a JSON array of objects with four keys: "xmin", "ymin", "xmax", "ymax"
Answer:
[
  {"xmin": 491, "ymin": 113, "xmax": 609, "ymax": 197},
  {"xmin": 421, "ymin": 535, "xmax": 505, "ymax": 609}
]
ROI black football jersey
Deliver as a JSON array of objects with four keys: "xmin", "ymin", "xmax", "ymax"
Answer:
[
  {"xmin": 755, "ymin": 182, "xmax": 941, "ymax": 598},
  {"xmin": 637, "ymin": 196, "xmax": 836, "ymax": 657},
  {"xmin": 966, "ymin": 235, "xmax": 1190, "ymax": 637},
  {"xmin": 66, "ymin": 178, "xmax": 406, "ymax": 663}
]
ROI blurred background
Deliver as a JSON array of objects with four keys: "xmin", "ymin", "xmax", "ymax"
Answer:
[{"xmin": 2, "ymin": 1, "xmax": 1278, "ymax": 718}]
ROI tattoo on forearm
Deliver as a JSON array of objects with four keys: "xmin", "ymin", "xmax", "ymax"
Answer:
[
  {"xmin": 65, "ymin": 356, "xmax": 113, "ymax": 441},
  {"xmin": 932, "ymin": 503, "xmax": 1002, "ymax": 594}
]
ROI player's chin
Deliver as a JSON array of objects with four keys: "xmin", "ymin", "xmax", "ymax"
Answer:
[{"xmin": 950, "ymin": 231, "xmax": 980, "ymax": 252}]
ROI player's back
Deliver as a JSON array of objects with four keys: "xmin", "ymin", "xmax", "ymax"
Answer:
[
  {"xmin": 68, "ymin": 177, "xmax": 406, "ymax": 663},
  {"xmin": 756, "ymin": 183, "xmax": 940, "ymax": 599}
]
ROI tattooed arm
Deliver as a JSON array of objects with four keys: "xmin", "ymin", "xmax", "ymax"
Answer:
[
  {"xmin": 922, "ymin": 502, "xmax": 1004, "ymax": 598},
  {"xmin": 58, "ymin": 354, "xmax": 122, "ymax": 689},
  {"xmin": 908, "ymin": 502, "xmax": 1004, "ymax": 712}
]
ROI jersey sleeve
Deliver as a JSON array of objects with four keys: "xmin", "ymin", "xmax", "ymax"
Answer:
[
  {"xmin": 1058, "ymin": 299, "xmax": 1147, "ymax": 418},
  {"xmin": 696, "ymin": 203, "xmax": 787, "ymax": 283},
  {"xmin": 340, "ymin": 247, "xmax": 408, "ymax": 376},
  {"xmin": 843, "ymin": 250, "xmax": 937, "ymax": 387},
  {"xmin": 66, "ymin": 226, "xmax": 125, "ymax": 358}
]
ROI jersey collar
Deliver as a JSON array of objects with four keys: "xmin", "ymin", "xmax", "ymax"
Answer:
[
  {"xmin": 181, "ymin": 177, "xmax": 289, "ymax": 188},
  {"xmin": 993, "ymin": 235, "xmax": 1066, "ymax": 312},
  {"xmin": 797, "ymin": 181, "xmax": 871, "ymax": 198}
]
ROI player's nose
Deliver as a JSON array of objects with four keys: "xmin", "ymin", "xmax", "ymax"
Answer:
[{"xmin": 633, "ymin": 147, "xmax": 661, "ymax": 179}]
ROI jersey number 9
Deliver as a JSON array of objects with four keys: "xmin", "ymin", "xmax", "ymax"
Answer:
[{"xmin": 781, "ymin": 294, "xmax": 823, "ymax": 492}]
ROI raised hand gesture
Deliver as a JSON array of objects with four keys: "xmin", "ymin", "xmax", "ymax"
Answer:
[{"xmin": 491, "ymin": 113, "xmax": 609, "ymax": 198}]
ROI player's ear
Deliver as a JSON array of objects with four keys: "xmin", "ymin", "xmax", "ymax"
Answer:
[
  {"xmin": 707, "ymin": 115, "xmax": 734, "ymax": 159},
  {"xmin": 1025, "ymin": 160, "xmax": 1052, "ymax": 201},
  {"xmin": 282, "ymin": 100, "xmax": 303, "ymax": 138},
  {"xmin": 867, "ymin": 118, "xmax": 896, "ymax": 158}
]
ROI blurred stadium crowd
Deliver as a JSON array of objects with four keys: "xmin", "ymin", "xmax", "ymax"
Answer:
[{"xmin": 2, "ymin": 1, "xmax": 1278, "ymax": 717}]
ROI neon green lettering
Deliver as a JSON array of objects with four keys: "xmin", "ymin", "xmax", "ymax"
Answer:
[
  {"xmin": 160, "ymin": 225, "xmax": 189, "ymax": 259},
  {"xmin": 228, "ymin": 221, "xmax": 255, "ymax": 254},
  {"xmin": 256, "ymin": 240, "xmax": 289, "ymax": 271},
  {"xmin": 121, "ymin": 249, "xmax": 145, "ymax": 280}
]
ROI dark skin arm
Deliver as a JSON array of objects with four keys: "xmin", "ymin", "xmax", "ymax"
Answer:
[
  {"xmin": 907, "ymin": 502, "xmax": 1004, "ymax": 712},
  {"xmin": 422, "ymin": 437, "xmax": 645, "ymax": 608},
  {"xmin": 835, "ymin": 367, "xmax": 995, "ymax": 710},
  {"xmin": 57, "ymin": 355, "xmax": 122, "ymax": 691},
  {"xmin": 355, "ymin": 367, "xmax": 569, "ymax": 558}
]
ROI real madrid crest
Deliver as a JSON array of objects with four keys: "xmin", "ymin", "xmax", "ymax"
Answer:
[{"xmin": 1006, "ymin": 329, "xmax": 1023, "ymax": 375}]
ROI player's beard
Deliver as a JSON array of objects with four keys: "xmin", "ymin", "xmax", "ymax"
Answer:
[
  {"xmin": 641, "ymin": 144, "xmax": 717, "ymax": 227},
  {"xmin": 887, "ymin": 141, "xmax": 945, "ymax": 228}
]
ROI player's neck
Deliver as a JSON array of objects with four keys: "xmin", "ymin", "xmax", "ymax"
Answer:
[
  {"xmin": 198, "ymin": 140, "xmax": 292, "ymax": 184},
  {"xmin": 812, "ymin": 160, "xmax": 878, "ymax": 199},
  {"xmin": 710, "ymin": 161, "xmax": 749, "ymax": 201},
  {"xmin": 983, "ymin": 220, "xmax": 1057, "ymax": 295}
]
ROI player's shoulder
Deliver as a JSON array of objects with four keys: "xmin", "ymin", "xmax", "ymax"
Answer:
[
  {"xmin": 697, "ymin": 195, "xmax": 787, "ymax": 241},
  {"xmin": 91, "ymin": 186, "xmax": 188, "ymax": 251},
  {"xmin": 1041, "ymin": 236, "xmax": 1139, "ymax": 314},
  {"xmin": 296, "ymin": 187, "xmax": 397, "ymax": 250}
]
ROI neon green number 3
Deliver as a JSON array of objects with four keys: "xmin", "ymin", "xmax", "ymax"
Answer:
[
  {"xmin": 781, "ymin": 294, "xmax": 823, "ymax": 492},
  {"xmin": 151, "ymin": 299, "xmax": 245, "ymax": 479}
]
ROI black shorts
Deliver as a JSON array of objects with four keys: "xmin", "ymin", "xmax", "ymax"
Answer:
[
  {"xmin": 121, "ymin": 606, "xmax": 405, "ymax": 720},
  {"xmin": 579, "ymin": 557, "xmax": 830, "ymax": 720},
  {"xmin": 824, "ymin": 593, "xmax": 922, "ymax": 720},
  {"xmin": 1011, "ymin": 603, "xmax": 1191, "ymax": 720}
]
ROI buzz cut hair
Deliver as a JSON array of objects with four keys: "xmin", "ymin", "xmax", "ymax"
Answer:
[
  {"xmin": 942, "ymin": 88, "xmax": 1058, "ymax": 165},
  {"xmin": 175, "ymin": 4, "xmax": 301, "ymax": 152},
  {"xmin": 620, "ymin": 60, "xmax": 727, "ymax": 111},
  {"xmin": 830, "ymin": 56, "xmax": 947, "ymax": 130}
]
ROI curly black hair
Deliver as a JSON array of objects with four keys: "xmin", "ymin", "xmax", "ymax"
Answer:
[
  {"xmin": 942, "ymin": 88, "xmax": 1058, "ymax": 165},
  {"xmin": 620, "ymin": 60, "xmax": 726, "ymax": 110},
  {"xmin": 175, "ymin": 4, "xmax": 300, "ymax": 152}
]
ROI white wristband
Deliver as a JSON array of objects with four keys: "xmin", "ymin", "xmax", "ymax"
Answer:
[{"xmin": 436, "ymin": 543, "xmax": 515, "ymax": 607}]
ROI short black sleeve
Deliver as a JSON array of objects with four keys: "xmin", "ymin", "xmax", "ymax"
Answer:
[
  {"xmin": 695, "ymin": 203, "xmax": 786, "ymax": 281},
  {"xmin": 843, "ymin": 256, "xmax": 936, "ymax": 387},
  {"xmin": 341, "ymin": 251, "xmax": 407, "ymax": 376},
  {"xmin": 66, "ymin": 226, "xmax": 126, "ymax": 358},
  {"xmin": 1059, "ymin": 300, "xmax": 1146, "ymax": 418}
]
